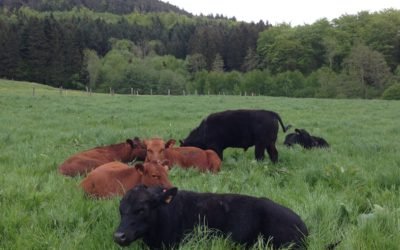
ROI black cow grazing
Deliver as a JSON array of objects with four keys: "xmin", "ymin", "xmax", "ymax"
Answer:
[
  {"xmin": 114, "ymin": 185, "xmax": 308, "ymax": 249},
  {"xmin": 179, "ymin": 109, "xmax": 291, "ymax": 163},
  {"xmin": 284, "ymin": 128, "xmax": 329, "ymax": 149}
]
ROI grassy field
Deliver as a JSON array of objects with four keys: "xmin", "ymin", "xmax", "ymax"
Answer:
[{"xmin": 1, "ymin": 79, "xmax": 399, "ymax": 250}]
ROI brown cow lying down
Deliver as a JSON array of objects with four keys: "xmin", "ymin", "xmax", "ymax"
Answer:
[
  {"xmin": 59, "ymin": 137, "xmax": 146, "ymax": 177},
  {"xmin": 80, "ymin": 161, "xmax": 172, "ymax": 198},
  {"xmin": 144, "ymin": 138, "xmax": 221, "ymax": 173}
]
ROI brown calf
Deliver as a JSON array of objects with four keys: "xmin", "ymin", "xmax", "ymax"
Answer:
[
  {"xmin": 59, "ymin": 138, "xmax": 146, "ymax": 177},
  {"xmin": 80, "ymin": 161, "xmax": 172, "ymax": 198},
  {"xmin": 144, "ymin": 138, "xmax": 221, "ymax": 173}
]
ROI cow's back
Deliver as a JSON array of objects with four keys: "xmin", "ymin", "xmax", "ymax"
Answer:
[
  {"xmin": 80, "ymin": 162, "xmax": 138, "ymax": 198},
  {"xmin": 164, "ymin": 147, "xmax": 221, "ymax": 172},
  {"xmin": 146, "ymin": 191, "xmax": 307, "ymax": 249},
  {"xmin": 59, "ymin": 142, "xmax": 137, "ymax": 176},
  {"xmin": 59, "ymin": 150, "xmax": 113, "ymax": 176},
  {"xmin": 204, "ymin": 110, "xmax": 279, "ymax": 147},
  {"xmin": 194, "ymin": 193, "xmax": 308, "ymax": 247}
]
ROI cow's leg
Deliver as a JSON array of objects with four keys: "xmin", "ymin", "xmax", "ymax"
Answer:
[
  {"xmin": 266, "ymin": 143, "xmax": 278, "ymax": 163},
  {"xmin": 254, "ymin": 143, "xmax": 266, "ymax": 161},
  {"xmin": 214, "ymin": 148, "xmax": 224, "ymax": 161}
]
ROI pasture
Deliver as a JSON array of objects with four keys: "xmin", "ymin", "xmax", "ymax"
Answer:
[{"xmin": 0, "ymin": 80, "xmax": 399, "ymax": 249}]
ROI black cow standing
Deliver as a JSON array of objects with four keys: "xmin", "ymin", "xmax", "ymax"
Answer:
[
  {"xmin": 284, "ymin": 129, "xmax": 329, "ymax": 149},
  {"xmin": 114, "ymin": 185, "xmax": 308, "ymax": 249},
  {"xmin": 180, "ymin": 109, "xmax": 291, "ymax": 163}
]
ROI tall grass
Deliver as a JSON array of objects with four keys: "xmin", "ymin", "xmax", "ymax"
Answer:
[{"xmin": 1, "ymin": 80, "xmax": 399, "ymax": 249}]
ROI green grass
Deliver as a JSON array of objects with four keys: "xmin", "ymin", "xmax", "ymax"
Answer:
[{"xmin": 1, "ymin": 79, "xmax": 399, "ymax": 250}]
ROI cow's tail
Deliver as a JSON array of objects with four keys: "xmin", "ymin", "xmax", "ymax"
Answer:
[{"xmin": 274, "ymin": 112, "xmax": 292, "ymax": 133}]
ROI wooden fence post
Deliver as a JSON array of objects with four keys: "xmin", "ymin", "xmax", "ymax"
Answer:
[{"xmin": 32, "ymin": 87, "xmax": 35, "ymax": 96}]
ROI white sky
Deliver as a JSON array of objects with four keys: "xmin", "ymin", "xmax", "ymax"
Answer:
[{"xmin": 161, "ymin": 0, "xmax": 400, "ymax": 26}]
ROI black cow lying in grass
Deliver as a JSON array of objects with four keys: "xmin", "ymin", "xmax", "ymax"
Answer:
[
  {"xmin": 114, "ymin": 185, "xmax": 308, "ymax": 249},
  {"xmin": 284, "ymin": 128, "xmax": 329, "ymax": 149}
]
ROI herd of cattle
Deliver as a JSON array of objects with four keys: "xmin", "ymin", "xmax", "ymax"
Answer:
[{"xmin": 58, "ymin": 109, "xmax": 330, "ymax": 249}]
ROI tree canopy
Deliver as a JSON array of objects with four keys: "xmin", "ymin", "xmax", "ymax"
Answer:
[{"xmin": 1, "ymin": 1, "xmax": 400, "ymax": 99}]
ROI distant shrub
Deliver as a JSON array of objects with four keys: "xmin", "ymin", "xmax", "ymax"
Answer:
[{"xmin": 382, "ymin": 84, "xmax": 400, "ymax": 100}]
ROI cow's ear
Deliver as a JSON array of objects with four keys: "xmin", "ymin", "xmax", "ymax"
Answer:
[
  {"xmin": 299, "ymin": 129, "xmax": 311, "ymax": 137},
  {"xmin": 126, "ymin": 139, "xmax": 134, "ymax": 147},
  {"xmin": 165, "ymin": 139, "xmax": 176, "ymax": 148},
  {"xmin": 160, "ymin": 187, "xmax": 178, "ymax": 204},
  {"xmin": 161, "ymin": 160, "xmax": 171, "ymax": 170},
  {"xmin": 127, "ymin": 138, "xmax": 141, "ymax": 148},
  {"xmin": 135, "ymin": 163, "xmax": 145, "ymax": 175}
]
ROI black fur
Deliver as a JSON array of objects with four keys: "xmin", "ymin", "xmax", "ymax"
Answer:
[
  {"xmin": 180, "ymin": 109, "xmax": 291, "ymax": 162},
  {"xmin": 284, "ymin": 129, "xmax": 329, "ymax": 149},
  {"xmin": 114, "ymin": 185, "xmax": 308, "ymax": 249}
]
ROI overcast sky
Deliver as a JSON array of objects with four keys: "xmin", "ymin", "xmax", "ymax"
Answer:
[{"xmin": 161, "ymin": 0, "xmax": 400, "ymax": 26}]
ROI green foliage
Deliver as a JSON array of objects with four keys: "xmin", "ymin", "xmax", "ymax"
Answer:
[
  {"xmin": 95, "ymin": 45, "xmax": 187, "ymax": 94},
  {"xmin": 381, "ymin": 84, "xmax": 400, "ymax": 100},
  {"xmin": 1, "ymin": 0, "xmax": 190, "ymax": 15},
  {"xmin": 186, "ymin": 53, "xmax": 207, "ymax": 74},
  {"xmin": 83, "ymin": 49, "xmax": 100, "ymax": 89},
  {"xmin": 342, "ymin": 43, "xmax": 392, "ymax": 98},
  {"xmin": 211, "ymin": 53, "xmax": 224, "ymax": 72},
  {"xmin": 1, "ymin": 5, "xmax": 400, "ymax": 99}
]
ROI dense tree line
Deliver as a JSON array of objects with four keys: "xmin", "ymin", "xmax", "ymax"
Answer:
[
  {"xmin": 0, "ymin": 0, "xmax": 189, "ymax": 15},
  {"xmin": 1, "ymin": 1, "xmax": 400, "ymax": 99},
  {"xmin": 0, "ymin": 6, "xmax": 266, "ymax": 88}
]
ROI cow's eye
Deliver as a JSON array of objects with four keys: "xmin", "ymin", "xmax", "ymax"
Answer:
[
  {"xmin": 152, "ymin": 175, "xmax": 159, "ymax": 179},
  {"xmin": 148, "ymin": 149, "xmax": 153, "ymax": 153}
]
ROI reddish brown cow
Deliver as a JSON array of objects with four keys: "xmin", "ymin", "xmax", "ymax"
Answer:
[
  {"xmin": 59, "ymin": 138, "xmax": 146, "ymax": 177},
  {"xmin": 80, "ymin": 161, "xmax": 172, "ymax": 198},
  {"xmin": 144, "ymin": 138, "xmax": 221, "ymax": 173}
]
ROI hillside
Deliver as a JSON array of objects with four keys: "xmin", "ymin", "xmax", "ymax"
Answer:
[
  {"xmin": 0, "ymin": 79, "xmax": 93, "ymax": 96},
  {"xmin": 1, "ymin": 2, "xmax": 400, "ymax": 100},
  {"xmin": 0, "ymin": 0, "xmax": 190, "ymax": 15}
]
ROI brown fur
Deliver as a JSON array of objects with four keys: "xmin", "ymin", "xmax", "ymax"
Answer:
[
  {"xmin": 80, "ymin": 161, "xmax": 172, "ymax": 198},
  {"xmin": 59, "ymin": 138, "xmax": 146, "ymax": 177},
  {"xmin": 144, "ymin": 138, "xmax": 221, "ymax": 173}
]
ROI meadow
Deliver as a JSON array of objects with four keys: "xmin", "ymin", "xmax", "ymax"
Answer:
[{"xmin": 0, "ymin": 79, "xmax": 399, "ymax": 250}]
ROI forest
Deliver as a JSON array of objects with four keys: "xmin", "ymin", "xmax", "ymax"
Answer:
[{"xmin": 1, "ymin": 0, "xmax": 400, "ymax": 99}]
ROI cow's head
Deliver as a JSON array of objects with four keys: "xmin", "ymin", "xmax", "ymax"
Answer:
[
  {"xmin": 143, "ymin": 138, "xmax": 165, "ymax": 162},
  {"xmin": 134, "ymin": 160, "xmax": 172, "ymax": 189},
  {"xmin": 126, "ymin": 137, "xmax": 147, "ymax": 161},
  {"xmin": 180, "ymin": 121, "xmax": 206, "ymax": 148},
  {"xmin": 114, "ymin": 185, "xmax": 178, "ymax": 246},
  {"xmin": 311, "ymin": 136, "xmax": 330, "ymax": 148},
  {"xmin": 294, "ymin": 129, "xmax": 314, "ymax": 149}
]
